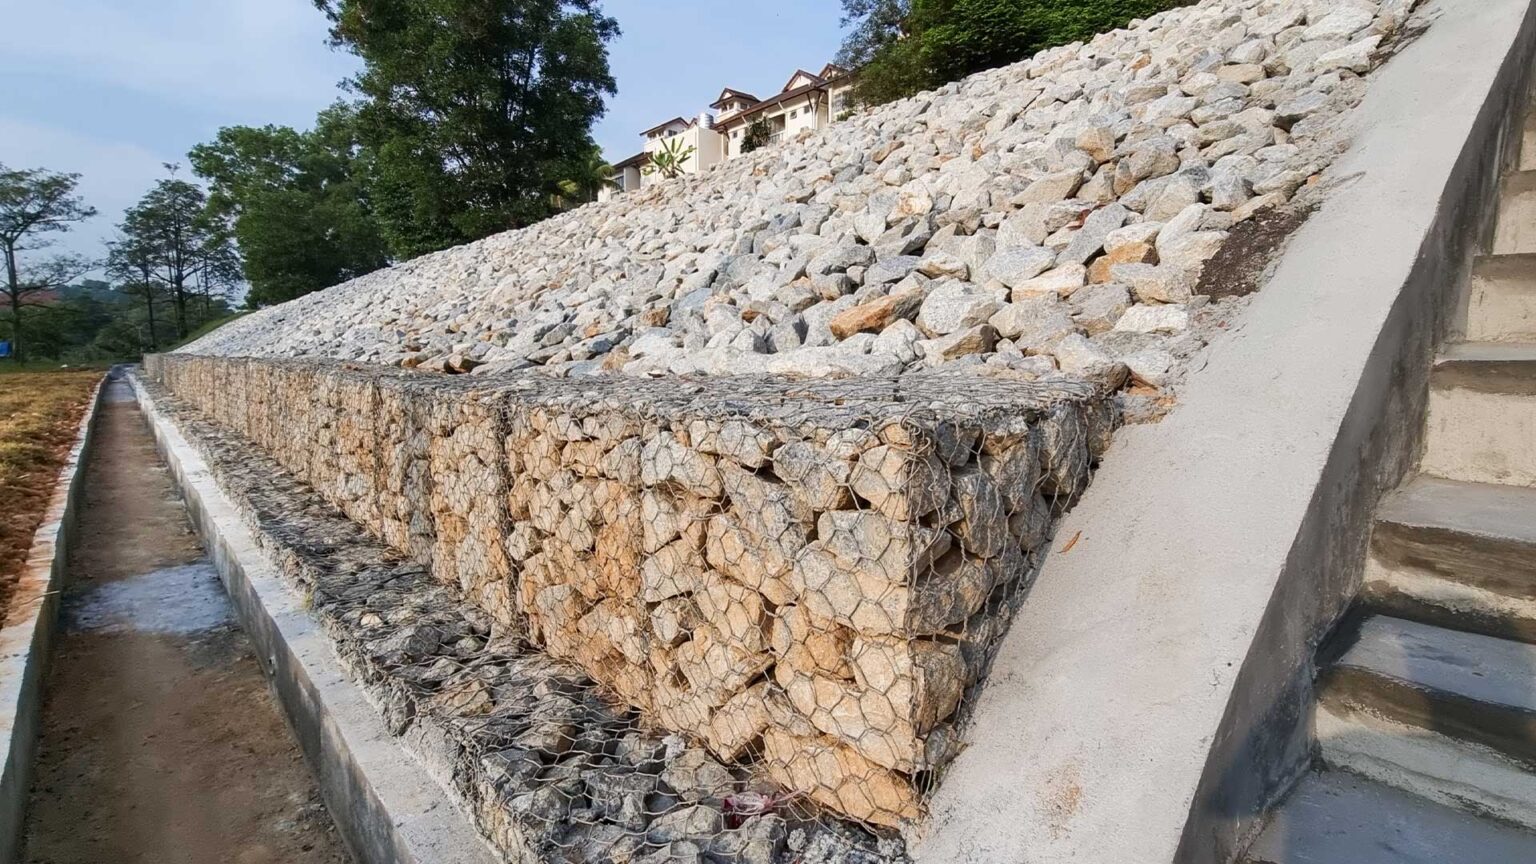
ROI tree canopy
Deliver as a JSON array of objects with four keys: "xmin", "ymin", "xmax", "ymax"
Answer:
[
  {"xmin": 312, "ymin": 0, "xmax": 621, "ymax": 258},
  {"xmin": 117, "ymin": 168, "xmax": 238, "ymax": 339},
  {"xmin": 840, "ymin": 0, "xmax": 1189, "ymax": 106},
  {"xmin": 189, "ymin": 106, "xmax": 390, "ymax": 308},
  {"xmin": 0, "ymin": 164, "xmax": 97, "ymax": 363}
]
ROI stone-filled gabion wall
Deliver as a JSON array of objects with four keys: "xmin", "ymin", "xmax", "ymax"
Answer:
[{"xmin": 146, "ymin": 353, "xmax": 1116, "ymax": 826}]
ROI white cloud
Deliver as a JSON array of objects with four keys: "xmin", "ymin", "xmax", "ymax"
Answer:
[
  {"xmin": 0, "ymin": 116, "xmax": 172, "ymax": 264},
  {"xmin": 0, "ymin": 0, "xmax": 357, "ymax": 118}
]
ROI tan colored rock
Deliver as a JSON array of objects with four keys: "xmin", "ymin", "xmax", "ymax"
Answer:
[
  {"xmin": 687, "ymin": 419, "xmax": 776, "ymax": 469},
  {"xmin": 1087, "ymin": 241, "xmax": 1157, "ymax": 283},
  {"xmin": 850, "ymin": 444, "xmax": 952, "ymax": 521},
  {"xmin": 692, "ymin": 577, "xmax": 768, "ymax": 654},
  {"xmin": 704, "ymin": 513, "xmax": 797, "ymax": 606},
  {"xmin": 828, "ymin": 285, "xmax": 925, "ymax": 340},
  {"xmin": 706, "ymin": 682, "xmax": 772, "ymax": 761},
  {"xmin": 760, "ymin": 728, "xmax": 920, "ymax": 828},
  {"xmin": 674, "ymin": 626, "xmax": 773, "ymax": 706},
  {"xmin": 640, "ymin": 435, "xmax": 723, "ymax": 498},
  {"xmin": 771, "ymin": 440, "xmax": 855, "ymax": 512},
  {"xmin": 771, "ymin": 603, "xmax": 854, "ymax": 680},
  {"xmin": 850, "ymin": 636, "xmax": 968, "ymax": 733},
  {"xmin": 640, "ymin": 539, "xmax": 706, "ymax": 602},
  {"xmin": 651, "ymin": 595, "xmax": 700, "ymax": 648}
]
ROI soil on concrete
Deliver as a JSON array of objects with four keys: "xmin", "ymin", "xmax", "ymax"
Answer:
[
  {"xmin": 20, "ymin": 377, "xmax": 352, "ymax": 864},
  {"xmin": 1198, "ymin": 204, "xmax": 1316, "ymax": 299}
]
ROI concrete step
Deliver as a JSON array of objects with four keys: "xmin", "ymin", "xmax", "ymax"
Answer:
[
  {"xmin": 1495, "ymin": 171, "xmax": 1536, "ymax": 255},
  {"xmin": 1241, "ymin": 770, "xmax": 1536, "ymax": 863},
  {"xmin": 1316, "ymin": 699, "xmax": 1536, "ymax": 831},
  {"xmin": 1363, "ymin": 559, "xmax": 1536, "ymax": 643},
  {"xmin": 1467, "ymin": 254, "xmax": 1536, "ymax": 341},
  {"xmin": 1423, "ymin": 342, "xmax": 1536, "ymax": 486},
  {"xmin": 1372, "ymin": 476, "xmax": 1536, "ymax": 599},
  {"xmin": 1319, "ymin": 615, "xmax": 1536, "ymax": 769}
]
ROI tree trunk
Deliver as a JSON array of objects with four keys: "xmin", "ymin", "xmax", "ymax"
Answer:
[
  {"xmin": 144, "ymin": 292, "xmax": 158, "ymax": 352},
  {"xmin": 3, "ymin": 242, "xmax": 22, "ymax": 364}
]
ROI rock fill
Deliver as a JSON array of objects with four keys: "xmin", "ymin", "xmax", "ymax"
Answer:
[{"xmin": 184, "ymin": 0, "xmax": 1416, "ymax": 397}]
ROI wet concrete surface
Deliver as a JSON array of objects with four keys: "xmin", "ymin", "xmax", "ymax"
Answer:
[{"xmin": 19, "ymin": 377, "xmax": 352, "ymax": 864}]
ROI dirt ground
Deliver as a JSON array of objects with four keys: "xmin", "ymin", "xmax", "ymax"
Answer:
[
  {"xmin": 20, "ymin": 377, "xmax": 352, "ymax": 864},
  {"xmin": 0, "ymin": 369, "xmax": 101, "ymax": 617}
]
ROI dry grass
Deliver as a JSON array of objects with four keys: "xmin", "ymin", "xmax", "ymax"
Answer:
[{"xmin": 0, "ymin": 370, "xmax": 101, "ymax": 616}]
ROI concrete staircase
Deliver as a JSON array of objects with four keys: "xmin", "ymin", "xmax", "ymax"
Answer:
[{"xmin": 1241, "ymin": 114, "xmax": 1536, "ymax": 861}]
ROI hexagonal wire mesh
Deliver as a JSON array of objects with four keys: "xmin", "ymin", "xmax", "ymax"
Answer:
[{"xmin": 145, "ymin": 354, "xmax": 1116, "ymax": 861}]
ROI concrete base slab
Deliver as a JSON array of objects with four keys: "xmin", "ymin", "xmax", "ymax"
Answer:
[{"xmin": 128, "ymin": 373, "xmax": 497, "ymax": 864}]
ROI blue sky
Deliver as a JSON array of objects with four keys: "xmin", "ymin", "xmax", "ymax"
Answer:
[{"xmin": 0, "ymin": 0, "xmax": 846, "ymax": 264}]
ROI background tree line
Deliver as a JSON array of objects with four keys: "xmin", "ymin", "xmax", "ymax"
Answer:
[{"xmin": 2, "ymin": 0, "xmax": 620, "ymax": 363}]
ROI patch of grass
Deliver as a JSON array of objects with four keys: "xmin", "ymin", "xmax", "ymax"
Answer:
[
  {"xmin": 0, "ymin": 370, "xmax": 102, "ymax": 617},
  {"xmin": 168, "ymin": 312, "xmax": 251, "ymax": 351}
]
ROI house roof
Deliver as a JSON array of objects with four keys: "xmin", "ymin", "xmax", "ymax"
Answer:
[
  {"xmin": 611, "ymin": 151, "xmax": 650, "ymax": 170},
  {"xmin": 819, "ymin": 62, "xmax": 851, "ymax": 81},
  {"xmin": 710, "ymin": 88, "xmax": 760, "ymax": 110},
  {"xmin": 638, "ymin": 116, "xmax": 691, "ymax": 137},
  {"xmin": 779, "ymin": 69, "xmax": 824, "ymax": 93},
  {"xmin": 714, "ymin": 80, "xmax": 829, "ymax": 128}
]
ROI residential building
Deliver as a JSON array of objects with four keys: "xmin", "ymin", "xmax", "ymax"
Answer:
[{"xmin": 600, "ymin": 63, "xmax": 855, "ymax": 200}]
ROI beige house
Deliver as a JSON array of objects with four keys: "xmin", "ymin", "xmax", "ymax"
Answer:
[
  {"xmin": 601, "ymin": 63, "xmax": 855, "ymax": 200},
  {"xmin": 712, "ymin": 65, "xmax": 856, "ymax": 158}
]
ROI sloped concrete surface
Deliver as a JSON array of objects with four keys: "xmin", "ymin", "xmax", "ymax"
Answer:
[{"xmin": 915, "ymin": 1, "xmax": 1536, "ymax": 862}]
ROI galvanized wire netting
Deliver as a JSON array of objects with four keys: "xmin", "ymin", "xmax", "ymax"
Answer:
[{"xmin": 143, "ymin": 356, "xmax": 1116, "ymax": 858}]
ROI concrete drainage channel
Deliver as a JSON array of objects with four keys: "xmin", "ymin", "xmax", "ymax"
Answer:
[
  {"xmin": 126, "ymin": 373, "xmax": 499, "ymax": 864},
  {"xmin": 0, "ymin": 372, "xmax": 355, "ymax": 863}
]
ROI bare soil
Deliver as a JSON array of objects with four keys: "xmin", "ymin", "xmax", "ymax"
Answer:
[
  {"xmin": 1198, "ymin": 204, "xmax": 1317, "ymax": 299},
  {"xmin": 0, "ymin": 370, "xmax": 100, "ymax": 616},
  {"xmin": 20, "ymin": 378, "xmax": 352, "ymax": 864}
]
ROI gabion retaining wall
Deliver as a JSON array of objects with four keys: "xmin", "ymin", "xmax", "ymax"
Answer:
[{"xmin": 145, "ymin": 354, "xmax": 1116, "ymax": 827}]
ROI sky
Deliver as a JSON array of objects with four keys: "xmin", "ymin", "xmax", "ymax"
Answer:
[{"xmin": 0, "ymin": 0, "xmax": 847, "ymax": 266}]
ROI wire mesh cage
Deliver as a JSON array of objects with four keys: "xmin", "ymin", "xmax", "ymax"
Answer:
[{"xmin": 144, "ymin": 354, "xmax": 1118, "ymax": 860}]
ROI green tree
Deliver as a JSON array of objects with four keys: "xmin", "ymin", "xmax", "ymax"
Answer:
[
  {"xmin": 836, "ymin": 0, "xmax": 910, "ymax": 68},
  {"xmin": 555, "ymin": 144, "xmax": 616, "ymax": 207},
  {"xmin": 0, "ymin": 164, "xmax": 97, "ymax": 363},
  {"xmin": 106, "ymin": 216, "xmax": 167, "ymax": 351},
  {"xmin": 189, "ymin": 106, "xmax": 389, "ymax": 307},
  {"xmin": 642, "ymin": 137, "xmax": 696, "ymax": 181},
  {"xmin": 741, "ymin": 117, "xmax": 774, "ymax": 154},
  {"xmin": 841, "ymin": 0, "xmax": 1188, "ymax": 105},
  {"xmin": 119, "ymin": 166, "xmax": 237, "ymax": 339},
  {"xmin": 313, "ymin": 0, "xmax": 621, "ymax": 258}
]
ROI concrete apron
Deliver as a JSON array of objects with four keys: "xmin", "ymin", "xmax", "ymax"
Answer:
[
  {"xmin": 916, "ymin": 1, "xmax": 1536, "ymax": 863},
  {"xmin": 0, "ymin": 373, "xmax": 105, "ymax": 864},
  {"xmin": 126, "ymin": 373, "xmax": 498, "ymax": 864}
]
